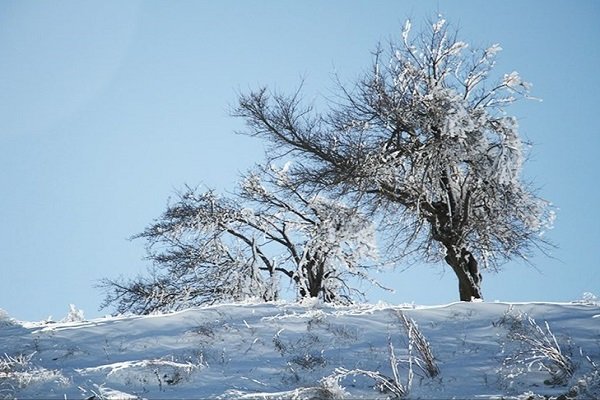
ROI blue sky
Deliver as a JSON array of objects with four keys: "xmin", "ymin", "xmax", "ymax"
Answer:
[{"xmin": 1, "ymin": 1, "xmax": 598, "ymax": 321}]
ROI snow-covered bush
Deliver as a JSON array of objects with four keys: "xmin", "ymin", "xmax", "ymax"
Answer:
[
  {"xmin": 330, "ymin": 366, "xmax": 409, "ymax": 398},
  {"xmin": 499, "ymin": 310, "xmax": 574, "ymax": 389},
  {"xmin": 496, "ymin": 305, "xmax": 600, "ymax": 399},
  {"xmin": 0, "ymin": 352, "xmax": 68, "ymax": 399},
  {"xmin": 513, "ymin": 317, "xmax": 574, "ymax": 385},
  {"xmin": 567, "ymin": 355, "xmax": 600, "ymax": 399},
  {"xmin": 0, "ymin": 309, "xmax": 17, "ymax": 328},
  {"xmin": 328, "ymin": 338, "xmax": 412, "ymax": 398},
  {"xmin": 0, "ymin": 352, "xmax": 34, "ymax": 377},
  {"xmin": 324, "ymin": 323, "xmax": 439, "ymax": 399},
  {"xmin": 513, "ymin": 353, "xmax": 600, "ymax": 399},
  {"xmin": 397, "ymin": 311, "xmax": 439, "ymax": 379},
  {"xmin": 61, "ymin": 304, "xmax": 85, "ymax": 323},
  {"xmin": 576, "ymin": 292, "xmax": 600, "ymax": 306}
]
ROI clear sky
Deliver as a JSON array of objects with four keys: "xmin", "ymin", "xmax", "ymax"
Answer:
[{"xmin": 1, "ymin": 1, "xmax": 598, "ymax": 321}]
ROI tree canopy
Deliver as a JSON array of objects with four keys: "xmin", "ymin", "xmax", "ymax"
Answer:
[
  {"xmin": 234, "ymin": 17, "xmax": 554, "ymax": 301},
  {"xmin": 101, "ymin": 166, "xmax": 378, "ymax": 314}
]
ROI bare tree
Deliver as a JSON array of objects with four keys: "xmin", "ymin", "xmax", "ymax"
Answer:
[
  {"xmin": 100, "ymin": 167, "xmax": 379, "ymax": 314},
  {"xmin": 233, "ymin": 17, "xmax": 554, "ymax": 301},
  {"xmin": 100, "ymin": 188, "xmax": 276, "ymax": 314},
  {"xmin": 240, "ymin": 164, "xmax": 379, "ymax": 303}
]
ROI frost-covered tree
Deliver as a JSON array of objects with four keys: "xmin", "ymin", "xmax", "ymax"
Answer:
[
  {"xmin": 100, "ymin": 167, "xmax": 378, "ymax": 314},
  {"xmin": 100, "ymin": 189, "xmax": 274, "ymax": 315},
  {"xmin": 239, "ymin": 165, "xmax": 379, "ymax": 303},
  {"xmin": 234, "ymin": 17, "xmax": 554, "ymax": 301}
]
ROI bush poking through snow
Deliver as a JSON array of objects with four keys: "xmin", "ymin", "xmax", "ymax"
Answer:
[
  {"xmin": 327, "ymin": 338, "xmax": 412, "ymax": 398},
  {"xmin": 502, "ymin": 312, "xmax": 574, "ymax": 387},
  {"xmin": 576, "ymin": 292, "xmax": 600, "ymax": 306},
  {"xmin": 322, "ymin": 312, "xmax": 441, "ymax": 398},
  {"xmin": 1, "ymin": 352, "xmax": 37, "ymax": 397},
  {"xmin": 563, "ymin": 351, "xmax": 600, "ymax": 399},
  {"xmin": 61, "ymin": 304, "xmax": 86, "ymax": 323},
  {"xmin": 0, "ymin": 310, "xmax": 17, "ymax": 328},
  {"xmin": 0, "ymin": 352, "xmax": 68, "ymax": 398},
  {"xmin": 397, "ymin": 311, "xmax": 439, "ymax": 378},
  {"xmin": 0, "ymin": 352, "xmax": 35, "ymax": 377}
]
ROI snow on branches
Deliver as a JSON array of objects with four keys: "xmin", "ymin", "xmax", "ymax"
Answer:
[
  {"xmin": 234, "ymin": 16, "xmax": 554, "ymax": 301},
  {"xmin": 101, "ymin": 167, "xmax": 380, "ymax": 315}
]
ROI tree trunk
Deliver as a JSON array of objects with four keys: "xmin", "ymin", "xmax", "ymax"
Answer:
[
  {"xmin": 444, "ymin": 245, "xmax": 483, "ymax": 302},
  {"xmin": 297, "ymin": 254, "xmax": 324, "ymax": 300}
]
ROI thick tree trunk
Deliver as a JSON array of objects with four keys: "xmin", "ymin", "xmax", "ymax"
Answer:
[
  {"xmin": 297, "ymin": 255, "xmax": 325, "ymax": 300},
  {"xmin": 427, "ymin": 197, "xmax": 482, "ymax": 302},
  {"xmin": 444, "ymin": 245, "xmax": 483, "ymax": 302}
]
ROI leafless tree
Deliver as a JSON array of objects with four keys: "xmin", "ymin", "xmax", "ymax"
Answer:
[
  {"xmin": 240, "ymin": 165, "xmax": 379, "ymax": 303},
  {"xmin": 233, "ymin": 17, "xmax": 554, "ymax": 301},
  {"xmin": 100, "ymin": 167, "xmax": 379, "ymax": 314}
]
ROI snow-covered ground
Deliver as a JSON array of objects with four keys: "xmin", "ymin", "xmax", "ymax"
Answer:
[{"xmin": 1, "ymin": 299, "xmax": 599, "ymax": 399}]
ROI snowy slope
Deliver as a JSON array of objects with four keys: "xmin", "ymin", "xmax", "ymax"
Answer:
[{"xmin": 1, "ymin": 300, "xmax": 599, "ymax": 399}]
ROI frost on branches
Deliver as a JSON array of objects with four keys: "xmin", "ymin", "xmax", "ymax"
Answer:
[
  {"xmin": 100, "ymin": 167, "xmax": 379, "ymax": 315},
  {"xmin": 240, "ymin": 165, "xmax": 379, "ymax": 304},
  {"xmin": 234, "ymin": 16, "xmax": 554, "ymax": 301}
]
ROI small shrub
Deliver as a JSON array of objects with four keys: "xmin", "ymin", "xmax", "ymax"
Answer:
[
  {"xmin": 61, "ymin": 304, "xmax": 85, "ymax": 323},
  {"xmin": 0, "ymin": 310, "xmax": 17, "ymax": 328},
  {"xmin": 0, "ymin": 353, "xmax": 34, "ymax": 375},
  {"xmin": 0, "ymin": 352, "xmax": 68, "ymax": 398},
  {"xmin": 564, "ymin": 351, "xmax": 600, "ymax": 399},
  {"xmin": 397, "ymin": 311, "xmax": 439, "ymax": 378},
  {"xmin": 576, "ymin": 292, "xmax": 600, "ymax": 306},
  {"xmin": 327, "ymin": 338, "xmax": 412, "ymax": 398},
  {"xmin": 500, "ymin": 310, "xmax": 574, "ymax": 388}
]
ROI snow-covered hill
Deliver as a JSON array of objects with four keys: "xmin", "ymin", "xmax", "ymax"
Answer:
[{"xmin": 1, "ymin": 300, "xmax": 599, "ymax": 399}]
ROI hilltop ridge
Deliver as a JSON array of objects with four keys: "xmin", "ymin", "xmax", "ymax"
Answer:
[{"xmin": 1, "ymin": 300, "xmax": 599, "ymax": 399}]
